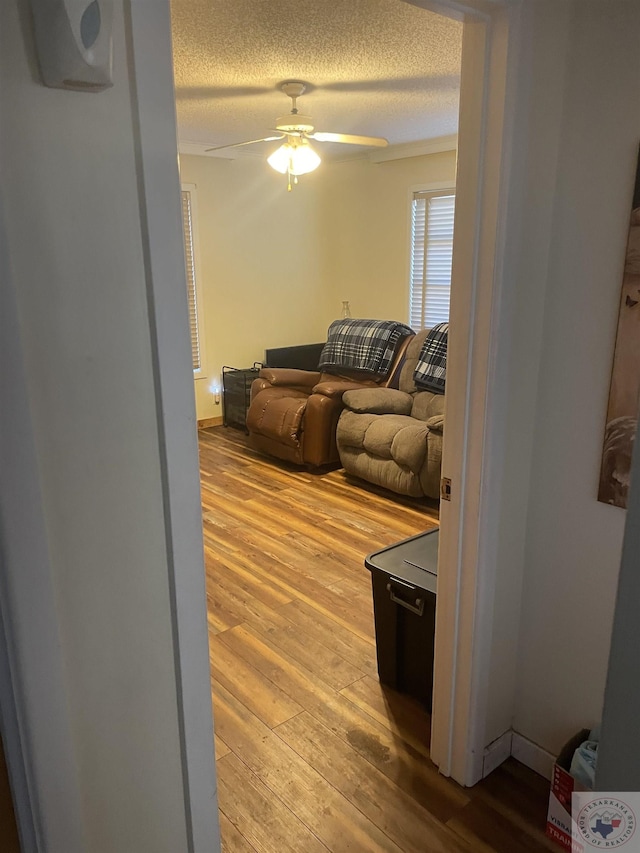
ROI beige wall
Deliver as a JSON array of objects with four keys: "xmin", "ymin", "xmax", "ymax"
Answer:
[
  {"xmin": 179, "ymin": 155, "xmax": 332, "ymax": 419},
  {"xmin": 182, "ymin": 150, "xmax": 457, "ymax": 419},
  {"xmin": 321, "ymin": 152, "xmax": 457, "ymax": 321}
]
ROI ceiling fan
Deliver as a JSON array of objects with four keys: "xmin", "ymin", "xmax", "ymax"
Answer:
[{"xmin": 205, "ymin": 81, "xmax": 389, "ymax": 190}]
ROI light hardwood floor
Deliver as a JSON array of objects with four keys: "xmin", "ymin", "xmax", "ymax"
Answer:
[{"xmin": 199, "ymin": 426, "xmax": 555, "ymax": 853}]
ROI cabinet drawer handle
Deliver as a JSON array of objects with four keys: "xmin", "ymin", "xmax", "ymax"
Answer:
[{"xmin": 386, "ymin": 580, "xmax": 425, "ymax": 616}]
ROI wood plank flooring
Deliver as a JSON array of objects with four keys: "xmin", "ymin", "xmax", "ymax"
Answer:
[{"xmin": 199, "ymin": 426, "xmax": 555, "ymax": 853}]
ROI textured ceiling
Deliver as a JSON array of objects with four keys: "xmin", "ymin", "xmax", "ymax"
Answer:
[{"xmin": 170, "ymin": 0, "xmax": 462, "ymax": 158}]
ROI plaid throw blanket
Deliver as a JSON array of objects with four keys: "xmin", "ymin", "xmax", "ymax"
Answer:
[
  {"xmin": 319, "ymin": 319, "xmax": 414, "ymax": 376},
  {"xmin": 413, "ymin": 323, "xmax": 449, "ymax": 393}
]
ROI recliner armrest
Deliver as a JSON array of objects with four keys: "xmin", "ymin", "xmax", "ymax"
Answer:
[
  {"xmin": 259, "ymin": 368, "xmax": 321, "ymax": 387},
  {"xmin": 342, "ymin": 387, "xmax": 413, "ymax": 415},
  {"xmin": 426, "ymin": 414, "xmax": 444, "ymax": 433},
  {"xmin": 312, "ymin": 379, "xmax": 375, "ymax": 399}
]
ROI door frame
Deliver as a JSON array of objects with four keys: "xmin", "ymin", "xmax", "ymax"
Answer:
[
  {"xmin": 406, "ymin": 0, "xmax": 523, "ymax": 785},
  {"xmin": 127, "ymin": 0, "xmax": 526, "ymax": 803}
]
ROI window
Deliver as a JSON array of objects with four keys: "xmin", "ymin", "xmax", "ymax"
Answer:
[
  {"xmin": 409, "ymin": 190, "xmax": 456, "ymax": 330},
  {"xmin": 181, "ymin": 184, "xmax": 205, "ymax": 375}
]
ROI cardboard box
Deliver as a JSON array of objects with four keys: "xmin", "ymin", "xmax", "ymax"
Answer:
[{"xmin": 546, "ymin": 729, "xmax": 592, "ymax": 850}]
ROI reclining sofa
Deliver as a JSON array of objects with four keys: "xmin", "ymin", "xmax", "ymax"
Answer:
[
  {"xmin": 336, "ymin": 328, "xmax": 446, "ymax": 499},
  {"xmin": 246, "ymin": 319, "xmax": 415, "ymax": 468}
]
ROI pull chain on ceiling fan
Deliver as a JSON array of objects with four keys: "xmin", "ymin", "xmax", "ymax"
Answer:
[{"xmin": 205, "ymin": 81, "xmax": 389, "ymax": 191}]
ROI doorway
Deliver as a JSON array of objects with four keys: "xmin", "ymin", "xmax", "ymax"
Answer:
[
  {"xmin": 162, "ymin": 0, "xmax": 521, "ymax": 793},
  {"xmin": 145, "ymin": 0, "xmax": 520, "ymax": 834},
  {"xmin": 171, "ymin": 0, "xmax": 460, "ymax": 844}
]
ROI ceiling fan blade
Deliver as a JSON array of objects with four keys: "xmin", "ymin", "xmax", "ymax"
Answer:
[
  {"xmin": 310, "ymin": 132, "xmax": 388, "ymax": 147},
  {"xmin": 205, "ymin": 135, "xmax": 284, "ymax": 153},
  {"xmin": 318, "ymin": 75, "xmax": 459, "ymax": 95}
]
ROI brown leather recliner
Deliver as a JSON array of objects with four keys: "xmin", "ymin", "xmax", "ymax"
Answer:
[{"xmin": 247, "ymin": 329, "xmax": 414, "ymax": 468}]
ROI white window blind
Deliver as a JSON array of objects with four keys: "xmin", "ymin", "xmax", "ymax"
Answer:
[
  {"xmin": 409, "ymin": 191, "xmax": 456, "ymax": 330},
  {"xmin": 181, "ymin": 188, "xmax": 202, "ymax": 372}
]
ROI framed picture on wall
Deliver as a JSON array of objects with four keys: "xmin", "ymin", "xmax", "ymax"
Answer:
[{"xmin": 598, "ymin": 146, "xmax": 640, "ymax": 508}]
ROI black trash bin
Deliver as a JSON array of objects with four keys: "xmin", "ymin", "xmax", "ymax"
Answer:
[{"xmin": 365, "ymin": 528, "xmax": 438, "ymax": 710}]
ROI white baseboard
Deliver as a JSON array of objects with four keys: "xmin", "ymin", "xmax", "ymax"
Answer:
[
  {"xmin": 481, "ymin": 730, "xmax": 556, "ymax": 781},
  {"xmin": 482, "ymin": 730, "xmax": 513, "ymax": 778},
  {"xmin": 511, "ymin": 732, "xmax": 555, "ymax": 781}
]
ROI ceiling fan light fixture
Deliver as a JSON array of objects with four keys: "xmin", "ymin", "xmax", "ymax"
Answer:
[
  {"xmin": 266, "ymin": 142, "xmax": 292, "ymax": 174},
  {"xmin": 290, "ymin": 139, "xmax": 321, "ymax": 176},
  {"xmin": 206, "ymin": 81, "xmax": 388, "ymax": 182},
  {"xmin": 267, "ymin": 138, "xmax": 321, "ymax": 183}
]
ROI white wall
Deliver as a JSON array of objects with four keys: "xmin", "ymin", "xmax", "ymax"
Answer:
[
  {"xmin": 183, "ymin": 150, "xmax": 457, "ymax": 419},
  {"xmin": 0, "ymin": 2, "xmax": 215, "ymax": 850},
  {"xmin": 482, "ymin": 0, "xmax": 638, "ymax": 758}
]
